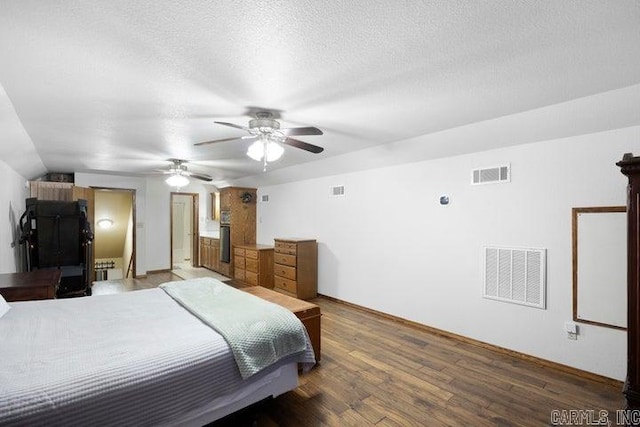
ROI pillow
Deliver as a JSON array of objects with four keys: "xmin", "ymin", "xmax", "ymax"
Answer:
[{"xmin": 0, "ymin": 293, "xmax": 10, "ymax": 319}]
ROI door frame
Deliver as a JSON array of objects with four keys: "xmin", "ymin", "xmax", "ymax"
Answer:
[
  {"xmin": 170, "ymin": 192, "xmax": 199, "ymax": 269},
  {"xmin": 91, "ymin": 187, "xmax": 137, "ymax": 279}
]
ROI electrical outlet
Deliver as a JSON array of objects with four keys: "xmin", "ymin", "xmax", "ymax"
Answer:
[{"xmin": 564, "ymin": 321, "xmax": 578, "ymax": 340}]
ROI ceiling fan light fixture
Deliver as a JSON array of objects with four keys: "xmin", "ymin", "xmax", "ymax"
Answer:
[
  {"xmin": 246, "ymin": 138, "xmax": 284, "ymax": 165},
  {"xmin": 265, "ymin": 141, "xmax": 284, "ymax": 162},
  {"xmin": 196, "ymin": 112, "xmax": 324, "ymax": 165},
  {"xmin": 165, "ymin": 173, "xmax": 190, "ymax": 188},
  {"xmin": 247, "ymin": 139, "xmax": 265, "ymax": 161}
]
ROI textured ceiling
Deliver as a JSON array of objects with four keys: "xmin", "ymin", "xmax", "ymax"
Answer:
[{"xmin": 0, "ymin": 1, "xmax": 639, "ymax": 184}]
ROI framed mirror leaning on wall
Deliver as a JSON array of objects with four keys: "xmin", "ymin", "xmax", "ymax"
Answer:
[{"xmin": 571, "ymin": 206, "xmax": 627, "ymax": 330}]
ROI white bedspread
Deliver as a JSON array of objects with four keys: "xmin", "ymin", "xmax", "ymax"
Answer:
[{"xmin": 0, "ymin": 287, "xmax": 312, "ymax": 426}]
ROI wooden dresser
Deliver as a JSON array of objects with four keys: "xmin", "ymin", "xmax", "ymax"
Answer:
[
  {"xmin": 234, "ymin": 244, "xmax": 274, "ymax": 288},
  {"xmin": 0, "ymin": 270, "xmax": 61, "ymax": 301},
  {"xmin": 241, "ymin": 285, "xmax": 321, "ymax": 362},
  {"xmin": 273, "ymin": 238, "xmax": 317, "ymax": 300}
]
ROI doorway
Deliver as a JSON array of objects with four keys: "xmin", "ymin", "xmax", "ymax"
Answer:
[
  {"xmin": 93, "ymin": 188, "xmax": 136, "ymax": 280},
  {"xmin": 170, "ymin": 193, "xmax": 199, "ymax": 270}
]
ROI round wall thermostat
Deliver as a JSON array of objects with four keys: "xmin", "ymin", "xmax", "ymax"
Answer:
[{"xmin": 439, "ymin": 195, "xmax": 450, "ymax": 205}]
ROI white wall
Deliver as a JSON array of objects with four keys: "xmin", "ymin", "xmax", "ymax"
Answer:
[
  {"xmin": 0, "ymin": 159, "xmax": 28, "ymax": 273},
  {"xmin": 200, "ymin": 190, "xmax": 221, "ymax": 237},
  {"xmin": 76, "ymin": 173, "xmax": 203, "ymax": 274},
  {"xmin": 145, "ymin": 177, "xmax": 219, "ymax": 271},
  {"xmin": 256, "ymin": 126, "xmax": 639, "ymax": 380}
]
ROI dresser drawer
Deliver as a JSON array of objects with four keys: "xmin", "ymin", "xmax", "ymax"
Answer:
[
  {"xmin": 235, "ymin": 256, "xmax": 245, "ymax": 269},
  {"xmin": 274, "ymin": 263, "xmax": 296, "ymax": 280},
  {"xmin": 245, "ymin": 249, "xmax": 259, "ymax": 259},
  {"xmin": 234, "ymin": 268, "xmax": 245, "ymax": 281},
  {"xmin": 245, "ymin": 271, "xmax": 258, "ymax": 286},
  {"xmin": 274, "ymin": 276, "xmax": 297, "ymax": 294},
  {"xmin": 275, "ymin": 241, "xmax": 297, "ymax": 255},
  {"xmin": 245, "ymin": 257, "xmax": 259, "ymax": 273},
  {"xmin": 234, "ymin": 247, "xmax": 245, "ymax": 257},
  {"xmin": 274, "ymin": 253, "xmax": 296, "ymax": 267},
  {"xmin": 0, "ymin": 286, "xmax": 52, "ymax": 302}
]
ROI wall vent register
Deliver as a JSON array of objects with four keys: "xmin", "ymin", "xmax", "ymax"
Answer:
[
  {"xmin": 483, "ymin": 246, "xmax": 546, "ymax": 309},
  {"xmin": 472, "ymin": 164, "xmax": 510, "ymax": 185},
  {"xmin": 330, "ymin": 185, "xmax": 345, "ymax": 197}
]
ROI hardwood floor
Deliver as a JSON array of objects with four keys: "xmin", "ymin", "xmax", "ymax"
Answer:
[
  {"xmin": 91, "ymin": 271, "xmax": 181, "ymax": 295},
  {"xmin": 117, "ymin": 273, "xmax": 626, "ymax": 426}
]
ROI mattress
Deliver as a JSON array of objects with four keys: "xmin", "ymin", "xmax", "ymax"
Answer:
[{"xmin": 0, "ymin": 287, "xmax": 314, "ymax": 426}]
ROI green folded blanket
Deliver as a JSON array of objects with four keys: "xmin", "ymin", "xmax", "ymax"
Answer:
[{"xmin": 160, "ymin": 278, "xmax": 308, "ymax": 379}]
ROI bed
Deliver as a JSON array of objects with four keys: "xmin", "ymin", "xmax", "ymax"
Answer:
[{"xmin": 0, "ymin": 278, "xmax": 316, "ymax": 426}]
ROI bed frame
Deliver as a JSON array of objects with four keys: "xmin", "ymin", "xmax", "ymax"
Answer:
[
  {"xmin": 0, "ymin": 282, "xmax": 314, "ymax": 425},
  {"xmin": 171, "ymin": 363, "xmax": 298, "ymax": 426}
]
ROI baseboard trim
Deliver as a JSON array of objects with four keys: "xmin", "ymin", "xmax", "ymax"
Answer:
[
  {"xmin": 145, "ymin": 269, "xmax": 171, "ymax": 275},
  {"xmin": 318, "ymin": 293, "xmax": 623, "ymax": 388}
]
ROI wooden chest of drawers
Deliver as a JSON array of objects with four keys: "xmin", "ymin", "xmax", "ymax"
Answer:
[
  {"xmin": 274, "ymin": 239, "xmax": 317, "ymax": 300},
  {"xmin": 233, "ymin": 244, "xmax": 274, "ymax": 288}
]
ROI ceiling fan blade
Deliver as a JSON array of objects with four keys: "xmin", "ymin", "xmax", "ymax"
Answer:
[
  {"xmin": 214, "ymin": 121, "xmax": 250, "ymax": 131},
  {"xmin": 194, "ymin": 136, "xmax": 256, "ymax": 146},
  {"xmin": 282, "ymin": 137, "xmax": 324, "ymax": 154},
  {"xmin": 184, "ymin": 171, "xmax": 213, "ymax": 182},
  {"xmin": 280, "ymin": 126, "xmax": 323, "ymax": 136}
]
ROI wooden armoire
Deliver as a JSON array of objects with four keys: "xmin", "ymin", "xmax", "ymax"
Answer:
[
  {"xmin": 617, "ymin": 153, "xmax": 640, "ymax": 411},
  {"xmin": 216, "ymin": 187, "xmax": 257, "ymax": 278}
]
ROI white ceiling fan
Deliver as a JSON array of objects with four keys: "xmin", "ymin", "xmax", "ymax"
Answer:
[
  {"xmin": 153, "ymin": 159, "xmax": 212, "ymax": 188},
  {"xmin": 194, "ymin": 111, "xmax": 324, "ymax": 170}
]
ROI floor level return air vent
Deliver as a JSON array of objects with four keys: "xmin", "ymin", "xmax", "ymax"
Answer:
[
  {"xmin": 483, "ymin": 246, "xmax": 546, "ymax": 309},
  {"xmin": 472, "ymin": 164, "xmax": 510, "ymax": 185}
]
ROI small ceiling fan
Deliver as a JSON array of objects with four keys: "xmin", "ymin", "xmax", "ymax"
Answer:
[
  {"xmin": 155, "ymin": 159, "xmax": 212, "ymax": 188},
  {"xmin": 194, "ymin": 111, "xmax": 324, "ymax": 170}
]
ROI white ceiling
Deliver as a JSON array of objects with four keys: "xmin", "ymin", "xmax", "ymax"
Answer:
[{"xmin": 0, "ymin": 1, "xmax": 639, "ymax": 184}]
